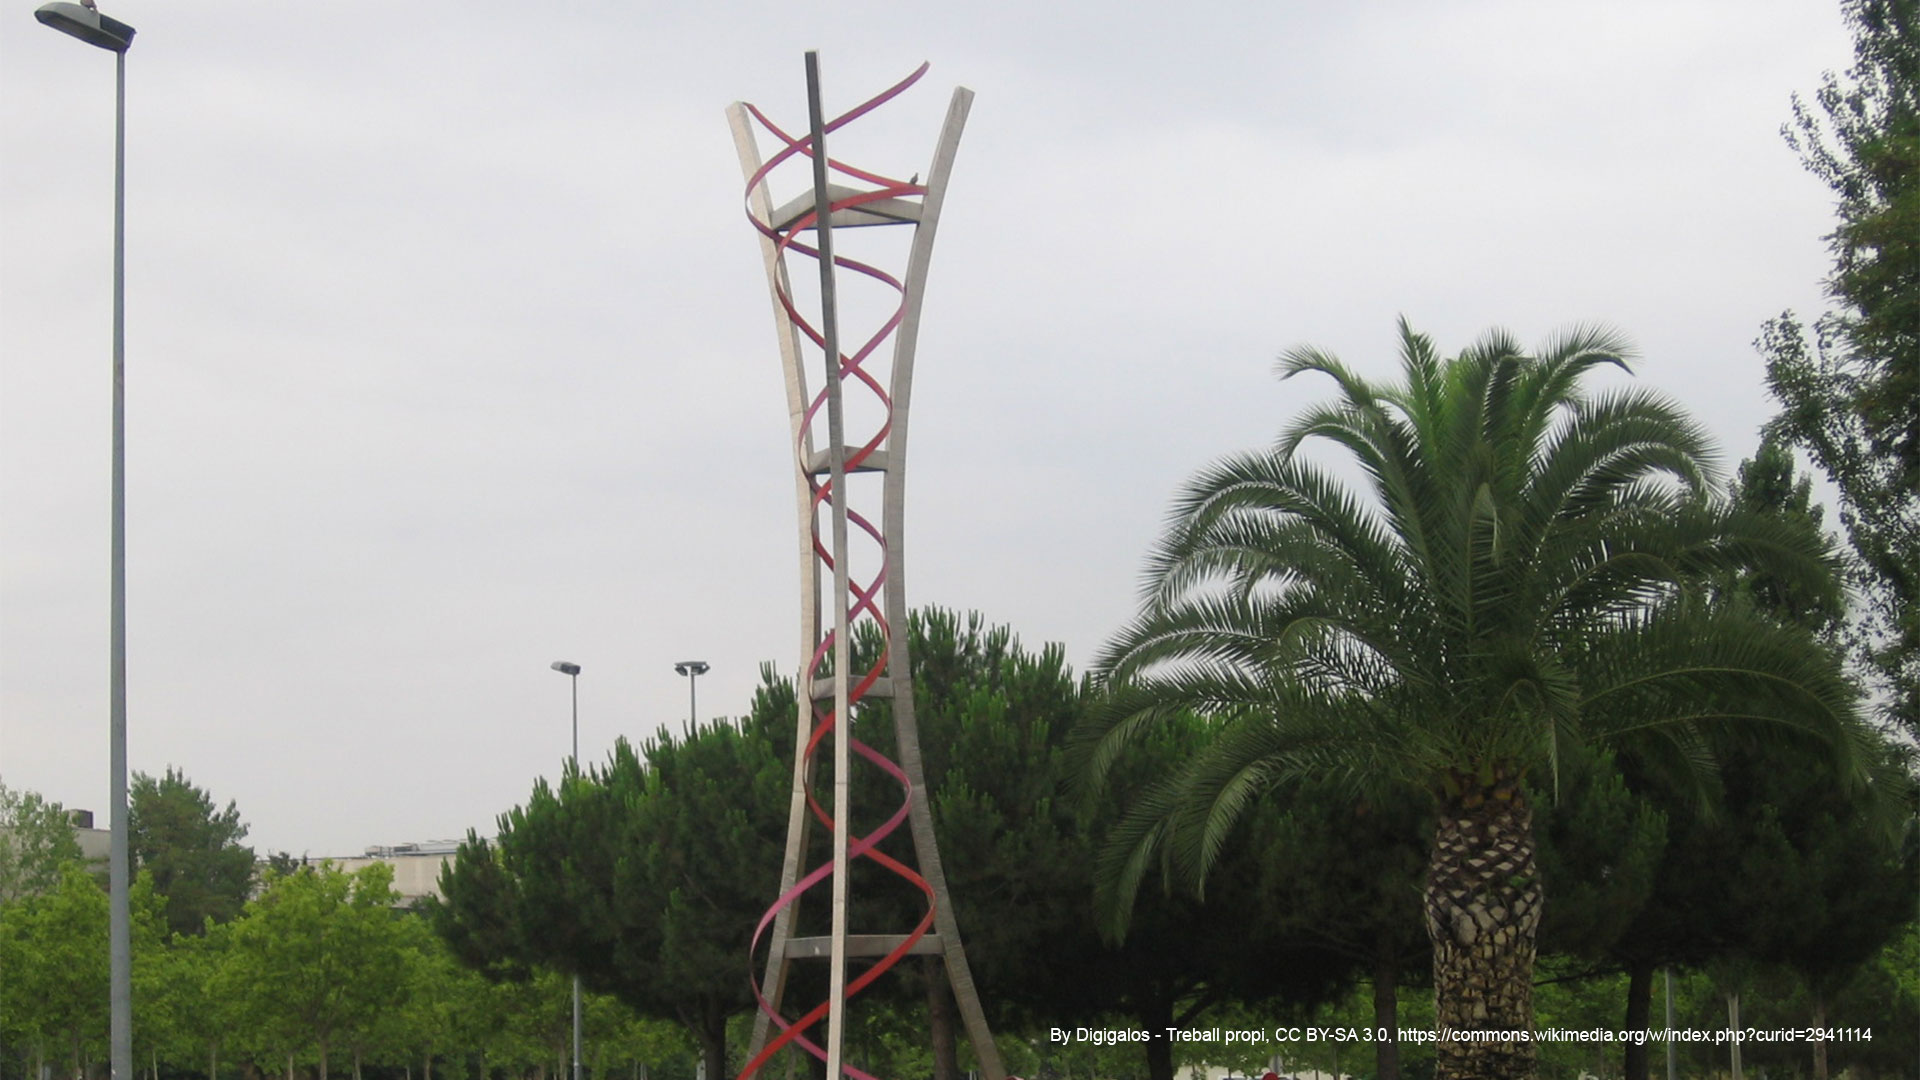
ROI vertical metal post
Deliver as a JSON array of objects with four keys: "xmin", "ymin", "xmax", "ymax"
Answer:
[
  {"xmin": 108, "ymin": 44, "xmax": 132, "ymax": 1080},
  {"xmin": 1664, "ymin": 968, "xmax": 1676, "ymax": 1080},
  {"xmin": 804, "ymin": 50, "xmax": 853, "ymax": 1080},
  {"xmin": 1728, "ymin": 991, "xmax": 1742, "ymax": 1080},
  {"xmin": 571, "ymin": 671, "xmax": 583, "ymax": 1080},
  {"xmin": 675, "ymin": 662, "xmax": 709, "ymax": 725}
]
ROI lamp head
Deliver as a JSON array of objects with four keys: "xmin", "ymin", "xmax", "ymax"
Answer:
[
  {"xmin": 35, "ymin": 2, "xmax": 134, "ymax": 53},
  {"xmin": 550, "ymin": 661, "xmax": 581, "ymax": 676},
  {"xmin": 674, "ymin": 661, "xmax": 710, "ymax": 677}
]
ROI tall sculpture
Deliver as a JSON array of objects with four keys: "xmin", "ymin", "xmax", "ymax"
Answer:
[{"xmin": 727, "ymin": 56, "xmax": 1003, "ymax": 1080}]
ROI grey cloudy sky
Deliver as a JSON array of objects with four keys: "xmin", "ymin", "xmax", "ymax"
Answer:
[{"xmin": 1, "ymin": 1, "xmax": 1853, "ymax": 857}]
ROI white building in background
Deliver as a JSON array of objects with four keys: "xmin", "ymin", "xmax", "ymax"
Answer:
[
  {"xmin": 44, "ymin": 812, "xmax": 461, "ymax": 909},
  {"xmin": 67, "ymin": 808, "xmax": 111, "ymax": 866},
  {"xmin": 321, "ymin": 839, "xmax": 463, "ymax": 907}
]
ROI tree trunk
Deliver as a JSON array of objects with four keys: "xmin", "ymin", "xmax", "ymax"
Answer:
[
  {"xmin": 320, "ymin": 1037, "xmax": 330, "ymax": 1080},
  {"xmin": 924, "ymin": 956, "xmax": 959, "ymax": 1080},
  {"xmin": 696, "ymin": 1009, "xmax": 726, "ymax": 1080},
  {"xmin": 1373, "ymin": 943, "xmax": 1401, "ymax": 1080},
  {"xmin": 287, "ymin": 1052, "xmax": 295, "ymax": 1080},
  {"xmin": 1811, "ymin": 991, "xmax": 1828, "ymax": 1080},
  {"xmin": 1621, "ymin": 958, "xmax": 1654, "ymax": 1080},
  {"xmin": 1139, "ymin": 992, "xmax": 1175, "ymax": 1080},
  {"xmin": 1425, "ymin": 780, "xmax": 1541, "ymax": 1080},
  {"xmin": 353, "ymin": 1046, "xmax": 362, "ymax": 1080}
]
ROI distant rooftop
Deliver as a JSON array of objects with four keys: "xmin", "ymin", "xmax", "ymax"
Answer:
[{"xmin": 354, "ymin": 839, "xmax": 464, "ymax": 859}]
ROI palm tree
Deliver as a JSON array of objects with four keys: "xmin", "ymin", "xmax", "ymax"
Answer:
[{"xmin": 1084, "ymin": 321, "xmax": 1865, "ymax": 1080}]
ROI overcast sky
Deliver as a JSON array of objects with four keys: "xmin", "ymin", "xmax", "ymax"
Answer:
[{"xmin": 1, "ymin": 1, "xmax": 1856, "ymax": 858}]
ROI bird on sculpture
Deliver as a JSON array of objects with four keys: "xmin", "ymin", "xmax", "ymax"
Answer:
[{"xmin": 78, "ymin": 0, "xmax": 97, "ymax": 9}]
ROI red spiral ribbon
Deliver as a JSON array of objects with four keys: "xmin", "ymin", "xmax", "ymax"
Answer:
[{"xmin": 737, "ymin": 64, "xmax": 937, "ymax": 1080}]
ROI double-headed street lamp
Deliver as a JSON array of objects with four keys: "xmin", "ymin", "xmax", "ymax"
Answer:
[
  {"xmin": 674, "ymin": 660, "xmax": 709, "ymax": 724},
  {"xmin": 548, "ymin": 660, "xmax": 583, "ymax": 1080},
  {"xmin": 34, "ymin": 6, "xmax": 136, "ymax": 1080}
]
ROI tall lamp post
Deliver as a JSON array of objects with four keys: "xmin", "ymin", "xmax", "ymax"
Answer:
[
  {"xmin": 674, "ymin": 660, "xmax": 709, "ymax": 724},
  {"xmin": 34, "ymin": 6, "xmax": 137, "ymax": 1080},
  {"xmin": 672, "ymin": 660, "xmax": 706, "ymax": 1080},
  {"xmin": 549, "ymin": 660, "xmax": 583, "ymax": 1080}
]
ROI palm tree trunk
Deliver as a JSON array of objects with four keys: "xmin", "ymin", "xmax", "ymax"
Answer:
[{"xmin": 1425, "ymin": 783, "xmax": 1541, "ymax": 1080}]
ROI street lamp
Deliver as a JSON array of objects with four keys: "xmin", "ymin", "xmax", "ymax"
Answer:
[
  {"xmin": 674, "ymin": 660, "xmax": 709, "ymax": 724},
  {"xmin": 35, "ymin": 2, "xmax": 134, "ymax": 52},
  {"xmin": 35, "ymin": 6, "xmax": 136, "ymax": 1080},
  {"xmin": 548, "ymin": 660, "xmax": 583, "ymax": 1080}
]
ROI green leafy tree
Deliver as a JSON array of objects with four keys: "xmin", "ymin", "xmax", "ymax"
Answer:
[
  {"xmin": 1719, "ymin": 434, "xmax": 1912, "ymax": 1080},
  {"xmin": 432, "ymin": 721, "xmax": 787, "ymax": 1080},
  {"xmin": 1531, "ymin": 753, "xmax": 1666, "ymax": 969},
  {"xmin": 1728, "ymin": 434, "xmax": 1851, "ymax": 635},
  {"xmin": 218, "ymin": 862, "xmax": 410, "ymax": 1080},
  {"xmin": 0, "ymin": 782, "xmax": 85, "ymax": 903},
  {"xmin": 1883, "ymin": 919, "xmax": 1920, "ymax": 1012},
  {"xmin": 387, "ymin": 913, "xmax": 485, "ymax": 1080},
  {"xmin": 1084, "ymin": 713, "xmax": 1360, "ymax": 1080},
  {"xmin": 485, "ymin": 969, "xmax": 577, "ymax": 1080},
  {"xmin": 1085, "ymin": 322, "xmax": 1865, "ymax": 1080},
  {"xmin": 601, "ymin": 1009, "xmax": 696, "ymax": 1080},
  {"xmin": 127, "ymin": 871, "xmax": 173, "ymax": 1080},
  {"xmin": 155, "ymin": 921, "xmax": 240, "ymax": 1080},
  {"xmin": 129, "ymin": 767, "xmax": 257, "ymax": 936},
  {"xmin": 1721, "ymin": 742, "xmax": 1914, "ymax": 1080},
  {"xmin": 1764, "ymin": 0, "xmax": 1920, "ymax": 732},
  {"xmin": 0, "ymin": 863, "xmax": 109, "ymax": 1079},
  {"xmin": 1595, "ymin": 434, "xmax": 1871, "ymax": 1080},
  {"xmin": 1231, "ymin": 771, "xmax": 1430, "ymax": 1080}
]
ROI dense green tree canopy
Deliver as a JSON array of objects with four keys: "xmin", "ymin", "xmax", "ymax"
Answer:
[
  {"xmin": 431, "ymin": 719, "xmax": 786, "ymax": 1080},
  {"xmin": 1765, "ymin": 0, "xmax": 1920, "ymax": 731},
  {"xmin": 130, "ymin": 767, "xmax": 257, "ymax": 936},
  {"xmin": 217, "ymin": 862, "xmax": 411, "ymax": 1080},
  {"xmin": 0, "ymin": 864, "xmax": 111, "ymax": 1077},
  {"xmin": 0, "ymin": 782, "xmax": 86, "ymax": 904}
]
